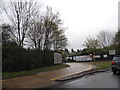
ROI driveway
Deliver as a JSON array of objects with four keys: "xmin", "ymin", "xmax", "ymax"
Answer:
[{"xmin": 2, "ymin": 62, "xmax": 93, "ymax": 88}]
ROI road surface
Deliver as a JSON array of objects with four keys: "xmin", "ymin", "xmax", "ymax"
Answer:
[
  {"xmin": 2, "ymin": 63, "xmax": 93, "ymax": 88},
  {"xmin": 48, "ymin": 71, "xmax": 120, "ymax": 88}
]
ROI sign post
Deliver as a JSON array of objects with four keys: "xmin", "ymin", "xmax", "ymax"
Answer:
[{"xmin": 109, "ymin": 50, "xmax": 115, "ymax": 55}]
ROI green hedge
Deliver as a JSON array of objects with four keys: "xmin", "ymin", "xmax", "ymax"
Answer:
[
  {"xmin": 44, "ymin": 50, "xmax": 54, "ymax": 66},
  {"xmin": 2, "ymin": 46, "xmax": 54, "ymax": 72}
]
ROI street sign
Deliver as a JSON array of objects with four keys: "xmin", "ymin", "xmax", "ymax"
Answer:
[
  {"xmin": 54, "ymin": 53, "xmax": 62, "ymax": 64},
  {"xmin": 103, "ymin": 55, "xmax": 108, "ymax": 58},
  {"xmin": 109, "ymin": 50, "xmax": 115, "ymax": 55}
]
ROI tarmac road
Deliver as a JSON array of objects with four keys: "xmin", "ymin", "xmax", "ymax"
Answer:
[
  {"xmin": 48, "ymin": 71, "xmax": 120, "ymax": 88},
  {"xmin": 2, "ymin": 63, "xmax": 93, "ymax": 88}
]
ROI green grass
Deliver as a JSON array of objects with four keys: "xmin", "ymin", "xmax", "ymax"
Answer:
[
  {"xmin": 90, "ymin": 61, "xmax": 111, "ymax": 70},
  {"xmin": 2, "ymin": 64, "xmax": 70, "ymax": 79}
]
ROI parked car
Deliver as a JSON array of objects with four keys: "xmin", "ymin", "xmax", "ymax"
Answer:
[{"xmin": 111, "ymin": 55, "xmax": 120, "ymax": 74}]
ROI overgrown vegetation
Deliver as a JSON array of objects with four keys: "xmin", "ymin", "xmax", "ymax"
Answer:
[{"xmin": 91, "ymin": 61, "xmax": 111, "ymax": 70}]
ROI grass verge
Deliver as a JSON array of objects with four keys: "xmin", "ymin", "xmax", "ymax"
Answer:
[
  {"xmin": 2, "ymin": 64, "xmax": 70, "ymax": 79},
  {"xmin": 90, "ymin": 61, "xmax": 111, "ymax": 70}
]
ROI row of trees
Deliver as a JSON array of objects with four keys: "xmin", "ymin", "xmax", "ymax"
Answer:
[
  {"xmin": 83, "ymin": 30, "xmax": 120, "ymax": 55},
  {"xmin": 58, "ymin": 30, "xmax": 119, "ymax": 61},
  {"xmin": 1, "ymin": 0, "xmax": 67, "ymax": 50}
]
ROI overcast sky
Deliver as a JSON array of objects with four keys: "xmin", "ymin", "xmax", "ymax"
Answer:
[
  {"xmin": 1, "ymin": 0, "xmax": 119, "ymax": 50},
  {"xmin": 40, "ymin": 0, "xmax": 119, "ymax": 50}
]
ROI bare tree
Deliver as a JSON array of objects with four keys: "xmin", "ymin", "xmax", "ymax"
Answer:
[
  {"xmin": 0, "ymin": 0, "xmax": 4, "ymax": 23},
  {"xmin": 83, "ymin": 37, "xmax": 101, "ymax": 49},
  {"xmin": 27, "ymin": 6, "xmax": 68, "ymax": 50},
  {"xmin": 3, "ymin": 0, "xmax": 39, "ymax": 47},
  {"xmin": 27, "ymin": 16, "xmax": 44, "ymax": 49},
  {"xmin": 97, "ymin": 30, "xmax": 115, "ymax": 48},
  {"xmin": 0, "ymin": 0, "xmax": 3, "ymax": 13}
]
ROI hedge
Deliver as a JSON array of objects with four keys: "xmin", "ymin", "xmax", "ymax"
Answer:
[{"xmin": 2, "ymin": 46, "xmax": 54, "ymax": 72}]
